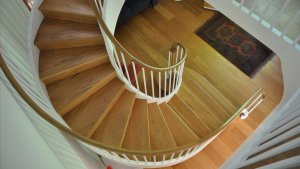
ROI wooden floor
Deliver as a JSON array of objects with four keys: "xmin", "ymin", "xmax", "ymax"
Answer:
[{"xmin": 115, "ymin": 0, "xmax": 284, "ymax": 168}]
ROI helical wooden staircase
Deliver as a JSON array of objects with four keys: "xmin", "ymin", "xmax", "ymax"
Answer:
[{"xmin": 27, "ymin": 0, "xmax": 264, "ymax": 166}]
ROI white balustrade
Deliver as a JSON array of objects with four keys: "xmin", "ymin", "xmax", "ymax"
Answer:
[{"xmin": 232, "ymin": 0, "xmax": 300, "ymax": 50}]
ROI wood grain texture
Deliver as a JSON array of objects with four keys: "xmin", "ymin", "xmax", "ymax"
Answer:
[
  {"xmin": 162, "ymin": 30, "xmax": 283, "ymax": 169},
  {"xmin": 159, "ymin": 103, "xmax": 200, "ymax": 146},
  {"xmin": 176, "ymin": 85, "xmax": 222, "ymax": 130},
  {"xmin": 168, "ymin": 95, "xmax": 212, "ymax": 138},
  {"xmin": 181, "ymin": 80, "xmax": 230, "ymax": 123},
  {"xmin": 122, "ymin": 99, "xmax": 150, "ymax": 150},
  {"xmin": 47, "ymin": 64, "xmax": 116, "ymax": 116},
  {"xmin": 183, "ymin": 67, "xmax": 236, "ymax": 115},
  {"xmin": 40, "ymin": 0, "xmax": 97, "ymax": 24},
  {"xmin": 116, "ymin": 0, "xmax": 260, "ymax": 112},
  {"xmin": 39, "ymin": 46, "xmax": 109, "ymax": 84},
  {"xmin": 63, "ymin": 78, "xmax": 125, "ymax": 137},
  {"xmin": 116, "ymin": 0, "xmax": 283, "ymax": 168},
  {"xmin": 92, "ymin": 91, "xmax": 136, "ymax": 147},
  {"xmin": 35, "ymin": 0, "xmax": 283, "ymax": 165},
  {"xmin": 36, "ymin": 19, "xmax": 103, "ymax": 50},
  {"xmin": 148, "ymin": 103, "xmax": 177, "ymax": 150}
]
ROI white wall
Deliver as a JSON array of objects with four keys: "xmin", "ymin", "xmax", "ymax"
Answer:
[
  {"xmin": 103, "ymin": 0, "xmax": 125, "ymax": 33},
  {"xmin": 0, "ymin": 78, "xmax": 65, "ymax": 169},
  {"xmin": 205, "ymin": 0, "xmax": 300, "ymax": 104},
  {"xmin": 202, "ymin": 1, "xmax": 300, "ymax": 168}
]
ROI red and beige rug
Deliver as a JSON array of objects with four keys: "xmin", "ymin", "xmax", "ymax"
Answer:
[{"xmin": 196, "ymin": 12, "xmax": 273, "ymax": 77}]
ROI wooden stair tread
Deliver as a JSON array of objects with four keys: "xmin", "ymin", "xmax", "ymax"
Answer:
[
  {"xmin": 184, "ymin": 68, "xmax": 237, "ymax": 114},
  {"xmin": 92, "ymin": 90, "xmax": 136, "ymax": 147},
  {"xmin": 148, "ymin": 103, "xmax": 176, "ymax": 150},
  {"xmin": 47, "ymin": 64, "xmax": 116, "ymax": 116},
  {"xmin": 35, "ymin": 19, "xmax": 103, "ymax": 50},
  {"xmin": 122, "ymin": 99, "xmax": 150, "ymax": 150},
  {"xmin": 39, "ymin": 46, "xmax": 109, "ymax": 84},
  {"xmin": 160, "ymin": 103, "xmax": 199, "ymax": 146},
  {"xmin": 168, "ymin": 95, "xmax": 212, "ymax": 138},
  {"xmin": 63, "ymin": 78, "xmax": 125, "ymax": 137},
  {"xmin": 182, "ymin": 80, "xmax": 230, "ymax": 122},
  {"xmin": 40, "ymin": 0, "xmax": 96, "ymax": 24},
  {"xmin": 177, "ymin": 85, "xmax": 222, "ymax": 130}
]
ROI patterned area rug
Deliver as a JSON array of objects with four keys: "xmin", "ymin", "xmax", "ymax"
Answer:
[{"xmin": 196, "ymin": 12, "xmax": 273, "ymax": 77}]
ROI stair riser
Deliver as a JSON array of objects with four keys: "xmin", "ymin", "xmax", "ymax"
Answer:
[
  {"xmin": 41, "ymin": 11, "xmax": 97, "ymax": 25},
  {"xmin": 42, "ymin": 56, "xmax": 109, "ymax": 84},
  {"xmin": 86, "ymin": 86, "xmax": 126, "ymax": 138},
  {"xmin": 37, "ymin": 38, "xmax": 104, "ymax": 51},
  {"xmin": 58, "ymin": 72, "xmax": 116, "ymax": 116}
]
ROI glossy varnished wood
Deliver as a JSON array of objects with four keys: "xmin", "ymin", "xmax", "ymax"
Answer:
[
  {"xmin": 183, "ymin": 67, "xmax": 236, "ymax": 115},
  {"xmin": 39, "ymin": 46, "xmax": 109, "ymax": 84},
  {"xmin": 92, "ymin": 91, "xmax": 136, "ymax": 147},
  {"xmin": 115, "ymin": 0, "xmax": 283, "ymax": 168},
  {"xmin": 33, "ymin": 0, "xmax": 283, "ymax": 162},
  {"xmin": 122, "ymin": 99, "xmax": 150, "ymax": 151},
  {"xmin": 168, "ymin": 95, "xmax": 212, "ymax": 138},
  {"xmin": 40, "ymin": 0, "xmax": 97, "ymax": 24},
  {"xmin": 36, "ymin": 19, "xmax": 103, "ymax": 50},
  {"xmin": 160, "ymin": 103, "xmax": 200, "ymax": 146},
  {"xmin": 116, "ymin": 0, "xmax": 260, "ymax": 109},
  {"xmin": 47, "ymin": 64, "xmax": 116, "ymax": 116},
  {"xmin": 148, "ymin": 103, "xmax": 177, "ymax": 150},
  {"xmin": 63, "ymin": 78, "xmax": 125, "ymax": 137},
  {"xmin": 176, "ymin": 85, "xmax": 222, "ymax": 130}
]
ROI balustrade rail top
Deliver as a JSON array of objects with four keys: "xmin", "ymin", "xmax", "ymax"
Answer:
[
  {"xmin": 0, "ymin": 0, "xmax": 264, "ymax": 157},
  {"xmin": 89, "ymin": 0, "xmax": 187, "ymax": 72},
  {"xmin": 0, "ymin": 53, "xmax": 263, "ymax": 156}
]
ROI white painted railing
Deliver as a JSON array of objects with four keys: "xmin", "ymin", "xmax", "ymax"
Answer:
[
  {"xmin": 90, "ymin": 0, "xmax": 187, "ymax": 103},
  {"xmin": 202, "ymin": 1, "xmax": 300, "ymax": 168},
  {"xmin": 231, "ymin": 0, "xmax": 300, "ymax": 51},
  {"xmin": 0, "ymin": 0, "xmax": 217, "ymax": 168},
  {"xmin": 221, "ymin": 89, "xmax": 300, "ymax": 169},
  {"xmin": 0, "ymin": 1, "xmax": 102, "ymax": 169},
  {"xmin": 240, "ymin": 92, "xmax": 264, "ymax": 119}
]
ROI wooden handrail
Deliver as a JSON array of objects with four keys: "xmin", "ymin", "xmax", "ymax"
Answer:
[
  {"xmin": 88, "ymin": 0, "xmax": 187, "ymax": 72},
  {"xmin": 23, "ymin": 0, "xmax": 32, "ymax": 11},
  {"xmin": 0, "ymin": 52, "xmax": 263, "ymax": 156}
]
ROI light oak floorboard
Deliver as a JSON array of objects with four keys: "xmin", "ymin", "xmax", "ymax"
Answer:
[{"xmin": 115, "ymin": 0, "xmax": 283, "ymax": 168}]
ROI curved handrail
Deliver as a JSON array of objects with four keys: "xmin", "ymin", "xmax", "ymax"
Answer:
[
  {"xmin": 89, "ymin": 0, "xmax": 187, "ymax": 72},
  {"xmin": 0, "ymin": 53, "xmax": 263, "ymax": 157},
  {"xmin": 90, "ymin": 0, "xmax": 188, "ymax": 102},
  {"xmin": 0, "ymin": 0, "xmax": 265, "ymax": 165}
]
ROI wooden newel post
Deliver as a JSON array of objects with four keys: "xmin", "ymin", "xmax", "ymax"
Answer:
[{"xmin": 169, "ymin": 45, "xmax": 178, "ymax": 66}]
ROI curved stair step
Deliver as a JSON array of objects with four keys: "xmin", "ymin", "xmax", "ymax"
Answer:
[
  {"xmin": 148, "ymin": 103, "xmax": 176, "ymax": 150},
  {"xmin": 39, "ymin": 46, "xmax": 109, "ymax": 84},
  {"xmin": 92, "ymin": 91, "xmax": 136, "ymax": 147},
  {"xmin": 35, "ymin": 19, "xmax": 103, "ymax": 50},
  {"xmin": 122, "ymin": 99, "xmax": 150, "ymax": 151},
  {"xmin": 63, "ymin": 78, "xmax": 125, "ymax": 137},
  {"xmin": 40, "ymin": 0, "xmax": 97, "ymax": 24},
  {"xmin": 177, "ymin": 85, "xmax": 222, "ymax": 130},
  {"xmin": 183, "ymin": 80, "xmax": 231, "ymax": 122},
  {"xmin": 159, "ymin": 103, "xmax": 199, "ymax": 146},
  {"xmin": 184, "ymin": 68, "xmax": 237, "ymax": 114},
  {"xmin": 47, "ymin": 64, "xmax": 116, "ymax": 116},
  {"xmin": 168, "ymin": 95, "xmax": 212, "ymax": 138}
]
